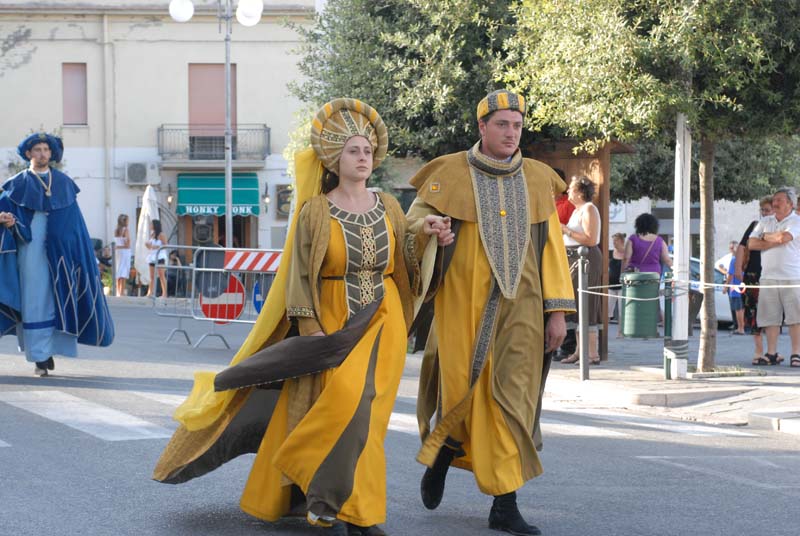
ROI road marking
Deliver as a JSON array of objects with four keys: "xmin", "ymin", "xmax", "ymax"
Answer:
[
  {"xmin": 638, "ymin": 456, "xmax": 800, "ymax": 491},
  {"xmin": 0, "ymin": 390, "xmax": 172, "ymax": 441},
  {"xmin": 129, "ymin": 391, "xmax": 187, "ymax": 408},
  {"xmin": 389, "ymin": 412, "xmax": 418, "ymax": 434},
  {"xmin": 541, "ymin": 418, "xmax": 629, "ymax": 437},
  {"xmin": 563, "ymin": 408, "xmax": 758, "ymax": 437}
]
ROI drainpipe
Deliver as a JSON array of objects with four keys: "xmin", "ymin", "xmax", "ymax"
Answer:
[{"xmin": 102, "ymin": 14, "xmax": 113, "ymax": 246}]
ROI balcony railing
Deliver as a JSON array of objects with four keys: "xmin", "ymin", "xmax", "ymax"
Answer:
[{"xmin": 157, "ymin": 124, "xmax": 270, "ymax": 161}]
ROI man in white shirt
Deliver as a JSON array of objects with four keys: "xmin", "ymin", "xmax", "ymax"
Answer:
[{"xmin": 748, "ymin": 187, "xmax": 800, "ymax": 367}]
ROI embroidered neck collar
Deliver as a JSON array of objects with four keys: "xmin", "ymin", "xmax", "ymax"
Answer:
[{"xmin": 467, "ymin": 141, "xmax": 523, "ymax": 176}]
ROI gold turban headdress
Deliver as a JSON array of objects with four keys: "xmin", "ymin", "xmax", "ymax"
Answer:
[
  {"xmin": 476, "ymin": 89, "xmax": 527, "ymax": 121},
  {"xmin": 310, "ymin": 98, "xmax": 389, "ymax": 175}
]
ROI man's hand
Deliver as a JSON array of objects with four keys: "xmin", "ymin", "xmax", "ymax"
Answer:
[
  {"xmin": 544, "ymin": 311, "xmax": 567, "ymax": 354},
  {"xmin": 423, "ymin": 215, "xmax": 454, "ymax": 247},
  {"xmin": 0, "ymin": 212, "xmax": 15, "ymax": 228}
]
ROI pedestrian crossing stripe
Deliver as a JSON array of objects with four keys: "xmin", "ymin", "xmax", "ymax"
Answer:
[
  {"xmin": 542, "ymin": 418, "xmax": 629, "ymax": 437},
  {"xmin": 0, "ymin": 390, "xmax": 760, "ymax": 444},
  {"xmin": 388, "ymin": 411, "xmax": 418, "ymax": 435},
  {"xmin": 569, "ymin": 408, "xmax": 758, "ymax": 437},
  {"xmin": 0, "ymin": 390, "xmax": 172, "ymax": 441}
]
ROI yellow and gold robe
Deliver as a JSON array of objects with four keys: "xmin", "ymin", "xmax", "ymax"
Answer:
[
  {"xmin": 153, "ymin": 191, "xmax": 425, "ymax": 528},
  {"xmin": 408, "ymin": 144, "xmax": 575, "ymax": 496}
]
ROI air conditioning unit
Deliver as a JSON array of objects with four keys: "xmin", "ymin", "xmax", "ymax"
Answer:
[{"xmin": 124, "ymin": 162, "xmax": 161, "ymax": 186}]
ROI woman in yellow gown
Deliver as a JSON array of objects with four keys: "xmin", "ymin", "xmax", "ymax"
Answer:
[{"xmin": 153, "ymin": 98, "xmax": 451, "ymax": 536}]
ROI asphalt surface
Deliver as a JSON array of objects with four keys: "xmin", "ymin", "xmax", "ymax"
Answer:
[{"xmin": 1, "ymin": 300, "xmax": 799, "ymax": 536}]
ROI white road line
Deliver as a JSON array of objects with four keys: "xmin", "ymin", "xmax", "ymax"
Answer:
[
  {"xmin": 129, "ymin": 391, "xmax": 187, "ymax": 408},
  {"xmin": 0, "ymin": 439, "xmax": 10, "ymax": 447},
  {"xmin": 563, "ymin": 408, "xmax": 758, "ymax": 437},
  {"xmin": 638, "ymin": 456, "xmax": 800, "ymax": 490},
  {"xmin": 541, "ymin": 418, "xmax": 629, "ymax": 437},
  {"xmin": 389, "ymin": 412, "xmax": 418, "ymax": 435},
  {"xmin": 0, "ymin": 390, "xmax": 172, "ymax": 441}
]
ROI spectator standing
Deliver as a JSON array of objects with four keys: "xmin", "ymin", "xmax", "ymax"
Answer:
[
  {"xmin": 622, "ymin": 213, "xmax": 672, "ymax": 274},
  {"xmin": 747, "ymin": 187, "xmax": 800, "ymax": 367},
  {"xmin": 114, "ymin": 214, "xmax": 131, "ymax": 296},
  {"xmin": 718, "ymin": 240, "xmax": 740, "ymax": 331},
  {"xmin": 560, "ymin": 176, "xmax": 602, "ymax": 364},
  {"xmin": 735, "ymin": 196, "xmax": 774, "ymax": 365},
  {"xmin": 725, "ymin": 253, "xmax": 745, "ymax": 335},
  {"xmin": 145, "ymin": 218, "xmax": 168, "ymax": 297},
  {"xmin": 609, "ymin": 232, "xmax": 626, "ymax": 328},
  {"xmin": 554, "ymin": 168, "xmax": 575, "ymax": 225}
]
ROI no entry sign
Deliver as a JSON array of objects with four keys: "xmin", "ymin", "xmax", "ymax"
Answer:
[{"xmin": 199, "ymin": 274, "xmax": 245, "ymax": 324}]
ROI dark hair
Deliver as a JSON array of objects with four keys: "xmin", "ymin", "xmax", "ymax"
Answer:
[
  {"xmin": 634, "ymin": 213, "xmax": 659, "ymax": 235},
  {"xmin": 552, "ymin": 168, "xmax": 566, "ymax": 182},
  {"xmin": 321, "ymin": 169, "xmax": 371, "ymax": 193},
  {"xmin": 572, "ymin": 176, "xmax": 595, "ymax": 202},
  {"xmin": 321, "ymin": 170, "xmax": 339, "ymax": 194},
  {"xmin": 151, "ymin": 218, "xmax": 163, "ymax": 237}
]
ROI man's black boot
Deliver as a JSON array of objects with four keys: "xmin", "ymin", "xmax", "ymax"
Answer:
[
  {"xmin": 420, "ymin": 446, "xmax": 456, "ymax": 510},
  {"xmin": 488, "ymin": 492, "xmax": 541, "ymax": 535}
]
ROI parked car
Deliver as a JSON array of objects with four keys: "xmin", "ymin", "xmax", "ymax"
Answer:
[{"xmin": 666, "ymin": 255, "xmax": 733, "ymax": 325}]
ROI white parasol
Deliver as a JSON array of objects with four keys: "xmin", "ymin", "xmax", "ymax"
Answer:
[{"xmin": 134, "ymin": 185, "xmax": 160, "ymax": 286}]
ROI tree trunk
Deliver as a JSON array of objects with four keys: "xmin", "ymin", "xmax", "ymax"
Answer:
[{"xmin": 698, "ymin": 137, "xmax": 717, "ymax": 371}]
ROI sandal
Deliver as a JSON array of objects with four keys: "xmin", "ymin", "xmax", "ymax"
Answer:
[
  {"xmin": 752, "ymin": 355, "xmax": 771, "ymax": 366},
  {"xmin": 589, "ymin": 357, "xmax": 601, "ymax": 365},
  {"xmin": 764, "ymin": 353, "xmax": 780, "ymax": 366},
  {"xmin": 791, "ymin": 355, "xmax": 800, "ymax": 368},
  {"xmin": 560, "ymin": 354, "xmax": 579, "ymax": 364}
]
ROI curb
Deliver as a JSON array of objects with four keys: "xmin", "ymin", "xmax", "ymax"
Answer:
[
  {"xmin": 748, "ymin": 409, "xmax": 800, "ymax": 436},
  {"xmin": 545, "ymin": 378, "xmax": 753, "ymax": 408}
]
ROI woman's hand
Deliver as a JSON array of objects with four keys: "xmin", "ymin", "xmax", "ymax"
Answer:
[
  {"xmin": 423, "ymin": 215, "xmax": 454, "ymax": 247},
  {"xmin": 0, "ymin": 212, "xmax": 16, "ymax": 228}
]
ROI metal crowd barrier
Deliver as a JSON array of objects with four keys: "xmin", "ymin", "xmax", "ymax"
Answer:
[{"xmin": 151, "ymin": 245, "xmax": 281, "ymax": 348}]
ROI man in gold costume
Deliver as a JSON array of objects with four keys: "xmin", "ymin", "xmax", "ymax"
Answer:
[{"xmin": 407, "ymin": 89, "xmax": 575, "ymax": 536}]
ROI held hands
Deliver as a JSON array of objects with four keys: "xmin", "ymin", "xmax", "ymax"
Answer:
[
  {"xmin": 423, "ymin": 215, "xmax": 454, "ymax": 247},
  {"xmin": 0, "ymin": 212, "xmax": 15, "ymax": 228}
]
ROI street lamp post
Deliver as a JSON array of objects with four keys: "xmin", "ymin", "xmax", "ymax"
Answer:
[{"xmin": 168, "ymin": 0, "xmax": 263, "ymax": 249}]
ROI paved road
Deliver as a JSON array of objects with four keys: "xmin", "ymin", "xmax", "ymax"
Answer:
[{"xmin": 1, "ymin": 302, "xmax": 798, "ymax": 536}]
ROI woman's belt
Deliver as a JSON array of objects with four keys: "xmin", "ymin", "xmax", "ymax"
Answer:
[{"xmin": 321, "ymin": 273, "xmax": 392, "ymax": 280}]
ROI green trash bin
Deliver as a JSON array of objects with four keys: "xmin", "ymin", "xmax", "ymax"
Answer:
[{"xmin": 621, "ymin": 271, "xmax": 661, "ymax": 338}]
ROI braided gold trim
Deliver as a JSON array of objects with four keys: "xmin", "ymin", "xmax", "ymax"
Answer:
[{"xmin": 287, "ymin": 305, "xmax": 315, "ymax": 318}]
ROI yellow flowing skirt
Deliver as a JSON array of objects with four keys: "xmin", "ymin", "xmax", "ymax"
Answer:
[{"xmin": 240, "ymin": 219, "xmax": 407, "ymax": 527}]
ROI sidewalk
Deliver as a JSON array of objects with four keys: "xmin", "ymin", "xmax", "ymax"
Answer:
[{"xmin": 544, "ymin": 322, "xmax": 800, "ymax": 436}]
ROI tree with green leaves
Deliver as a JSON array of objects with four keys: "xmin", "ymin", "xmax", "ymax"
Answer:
[
  {"xmin": 611, "ymin": 136, "xmax": 800, "ymax": 203},
  {"xmin": 502, "ymin": 0, "xmax": 800, "ymax": 370},
  {"xmin": 290, "ymin": 0, "xmax": 516, "ymax": 158}
]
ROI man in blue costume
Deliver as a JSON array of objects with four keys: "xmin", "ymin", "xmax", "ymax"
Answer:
[{"xmin": 0, "ymin": 133, "xmax": 114, "ymax": 376}]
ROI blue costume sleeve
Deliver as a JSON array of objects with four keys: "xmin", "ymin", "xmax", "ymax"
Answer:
[{"xmin": 0, "ymin": 194, "xmax": 22, "ymax": 334}]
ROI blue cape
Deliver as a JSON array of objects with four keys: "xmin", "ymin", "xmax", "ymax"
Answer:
[{"xmin": 0, "ymin": 168, "xmax": 114, "ymax": 345}]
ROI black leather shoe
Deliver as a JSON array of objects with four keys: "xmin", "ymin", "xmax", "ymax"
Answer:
[
  {"xmin": 44, "ymin": 356, "xmax": 55, "ymax": 370},
  {"xmin": 420, "ymin": 446, "xmax": 456, "ymax": 510},
  {"xmin": 488, "ymin": 492, "xmax": 541, "ymax": 535},
  {"xmin": 346, "ymin": 523, "xmax": 387, "ymax": 536},
  {"xmin": 324, "ymin": 521, "xmax": 348, "ymax": 535}
]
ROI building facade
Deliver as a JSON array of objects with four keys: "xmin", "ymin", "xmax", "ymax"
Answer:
[{"xmin": 0, "ymin": 0, "xmax": 314, "ymax": 251}]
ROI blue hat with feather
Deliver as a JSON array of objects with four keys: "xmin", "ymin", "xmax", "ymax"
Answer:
[{"xmin": 17, "ymin": 132, "xmax": 64, "ymax": 163}]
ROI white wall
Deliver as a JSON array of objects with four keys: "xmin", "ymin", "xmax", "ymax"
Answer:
[{"xmin": 0, "ymin": 7, "xmax": 310, "ymax": 245}]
